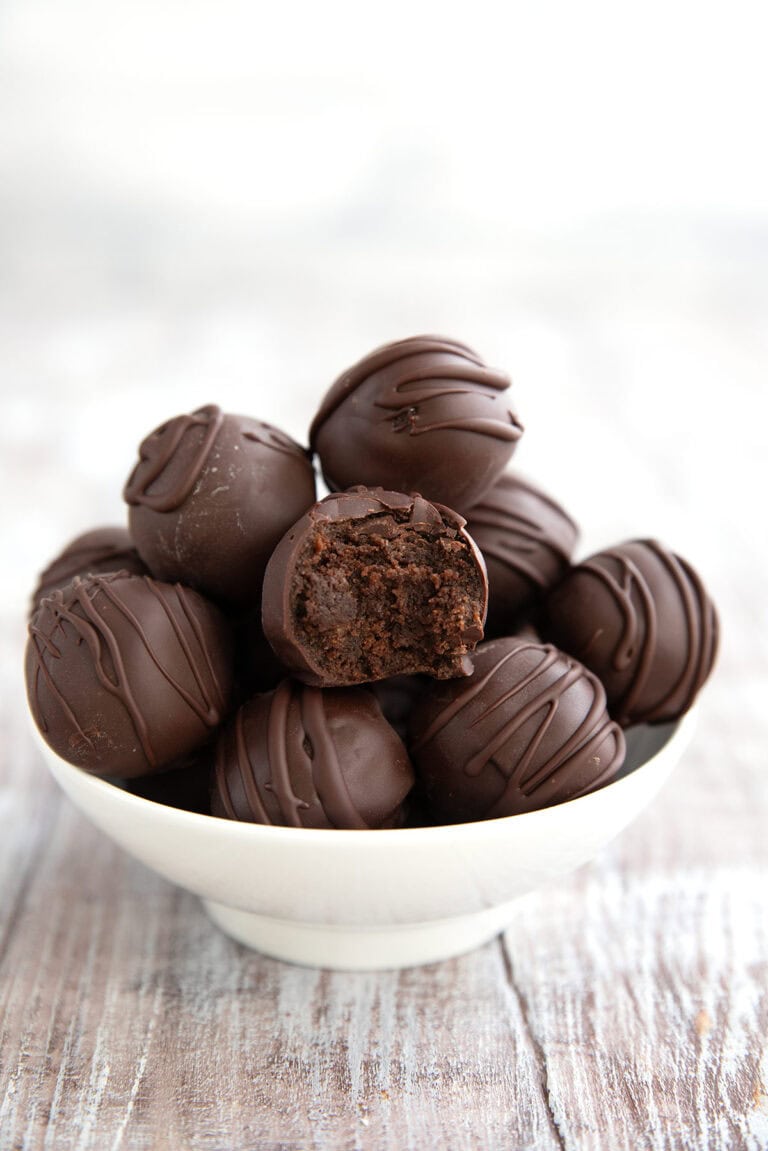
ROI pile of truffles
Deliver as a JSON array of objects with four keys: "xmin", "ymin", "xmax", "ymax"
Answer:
[{"xmin": 25, "ymin": 335, "xmax": 719, "ymax": 829}]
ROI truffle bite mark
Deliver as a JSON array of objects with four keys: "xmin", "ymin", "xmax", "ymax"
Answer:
[{"xmin": 262, "ymin": 490, "xmax": 488, "ymax": 687}]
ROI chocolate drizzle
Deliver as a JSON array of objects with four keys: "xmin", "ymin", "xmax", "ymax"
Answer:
[
  {"xmin": 260, "ymin": 682, "xmax": 385, "ymax": 828},
  {"xmin": 675, "ymin": 552, "xmax": 719, "ymax": 710},
  {"xmin": 220, "ymin": 706, "xmax": 272, "ymax": 823},
  {"xmin": 31, "ymin": 527, "xmax": 148, "ymax": 613},
  {"xmin": 211, "ymin": 682, "xmax": 415, "ymax": 829},
  {"xmin": 469, "ymin": 508, "xmax": 555, "ymax": 585},
  {"xmin": 545, "ymin": 539, "xmax": 719, "ymax": 725},
  {"xmin": 242, "ymin": 423, "xmax": 310, "ymax": 459},
  {"xmin": 309, "ymin": 336, "xmax": 524, "ymax": 514},
  {"xmin": 124, "ymin": 405, "xmax": 224, "ymax": 512},
  {"xmin": 415, "ymin": 643, "xmax": 616, "ymax": 791},
  {"xmin": 311, "ymin": 336, "xmax": 479, "ymax": 434},
  {"xmin": 311, "ymin": 336, "xmax": 522, "ymax": 445},
  {"xmin": 368, "ymin": 343, "xmax": 519, "ymax": 442},
  {"xmin": 576, "ymin": 548, "xmax": 659, "ymax": 721},
  {"xmin": 467, "ymin": 476, "xmax": 577, "ymax": 586},
  {"xmin": 125, "ymin": 407, "xmax": 316, "ymax": 605},
  {"xmin": 264, "ymin": 680, "xmax": 312, "ymax": 826},
  {"xmin": 299, "ymin": 686, "xmax": 369, "ymax": 829},
  {"xmin": 26, "ymin": 572, "xmax": 233, "ymax": 776},
  {"xmin": 410, "ymin": 638, "xmax": 625, "ymax": 821}
]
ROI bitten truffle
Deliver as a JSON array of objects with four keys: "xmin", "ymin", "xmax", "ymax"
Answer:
[
  {"xmin": 409, "ymin": 637, "xmax": 625, "ymax": 822},
  {"xmin": 465, "ymin": 473, "xmax": 578, "ymax": 638},
  {"xmin": 211, "ymin": 680, "xmax": 415, "ymax": 829},
  {"xmin": 261, "ymin": 487, "xmax": 488, "ymax": 687},
  {"xmin": 543, "ymin": 539, "xmax": 719, "ymax": 725},
  {"xmin": 124, "ymin": 404, "xmax": 316, "ymax": 606},
  {"xmin": 309, "ymin": 336, "xmax": 523, "ymax": 515},
  {"xmin": 26, "ymin": 572, "xmax": 234, "ymax": 777},
  {"xmin": 30, "ymin": 526, "xmax": 148, "ymax": 615}
]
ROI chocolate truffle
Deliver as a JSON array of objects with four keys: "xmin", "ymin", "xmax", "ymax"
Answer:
[
  {"xmin": 309, "ymin": 336, "xmax": 523, "ymax": 515},
  {"xmin": 211, "ymin": 680, "xmax": 415, "ymax": 829},
  {"xmin": 26, "ymin": 572, "xmax": 234, "ymax": 778},
  {"xmin": 409, "ymin": 637, "xmax": 625, "ymax": 822},
  {"xmin": 465, "ymin": 474, "xmax": 578, "ymax": 638},
  {"xmin": 261, "ymin": 487, "xmax": 488, "ymax": 687},
  {"xmin": 124, "ymin": 404, "xmax": 316, "ymax": 606},
  {"xmin": 543, "ymin": 539, "xmax": 719, "ymax": 725},
  {"xmin": 30, "ymin": 526, "xmax": 148, "ymax": 614}
]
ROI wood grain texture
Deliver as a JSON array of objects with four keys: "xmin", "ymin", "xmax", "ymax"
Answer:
[{"xmin": 0, "ymin": 797, "xmax": 560, "ymax": 1148}]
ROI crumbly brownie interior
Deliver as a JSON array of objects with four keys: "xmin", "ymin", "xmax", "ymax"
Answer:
[{"xmin": 290, "ymin": 510, "xmax": 485, "ymax": 683}]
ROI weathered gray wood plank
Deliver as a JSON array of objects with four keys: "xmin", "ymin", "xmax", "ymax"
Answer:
[
  {"xmin": 504, "ymin": 861, "xmax": 768, "ymax": 1150},
  {"xmin": 0, "ymin": 702, "xmax": 560, "ymax": 1149},
  {"xmin": 502, "ymin": 678, "xmax": 768, "ymax": 1151}
]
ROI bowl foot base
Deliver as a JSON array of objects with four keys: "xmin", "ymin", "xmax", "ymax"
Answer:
[{"xmin": 202, "ymin": 898, "xmax": 530, "ymax": 970}]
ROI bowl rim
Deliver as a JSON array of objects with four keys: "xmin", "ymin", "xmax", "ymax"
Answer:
[{"xmin": 32, "ymin": 706, "xmax": 697, "ymax": 847}]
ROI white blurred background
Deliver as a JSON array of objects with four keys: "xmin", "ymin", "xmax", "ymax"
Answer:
[{"xmin": 1, "ymin": 0, "xmax": 766, "ymax": 649}]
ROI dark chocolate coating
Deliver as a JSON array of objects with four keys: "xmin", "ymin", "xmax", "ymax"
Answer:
[
  {"xmin": 368, "ymin": 675, "xmax": 427, "ymax": 741},
  {"xmin": 409, "ymin": 637, "xmax": 625, "ymax": 822},
  {"xmin": 465, "ymin": 474, "xmax": 578, "ymax": 638},
  {"xmin": 511, "ymin": 620, "xmax": 542, "ymax": 643},
  {"xmin": 310, "ymin": 336, "xmax": 523, "ymax": 515},
  {"xmin": 26, "ymin": 572, "xmax": 234, "ymax": 778},
  {"xmin": 543, "ymin": 539, "xmax": 719, "ymax": 726},
  {"xmin": 211, "ymin": 680, "xmax": 415, "ymax": 829},
  {"xmin": 125, "ymin": 746, "xmax": 214, "ymax": 813},
  {"xmin": 124, "ymin": 405, "xmax": 316, "ymax": 606},
  {"xmin": 30, "ymin": 526, "xmax": 148, "ymax": 615},
  {"xmin": 261, "ymin": 487, "xmax": 488, "ymax": 687},
  {"xmin": 232, "ymin": 606, "xmax": 288, "ymax": 699}
]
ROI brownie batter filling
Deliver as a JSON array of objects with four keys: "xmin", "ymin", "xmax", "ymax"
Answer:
[{"xmin": 290, "ymin": 510, "xmax": 485, "ymax": 683}]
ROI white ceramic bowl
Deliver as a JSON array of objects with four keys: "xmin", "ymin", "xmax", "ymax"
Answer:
[{"xmin": 31, "ymin": 711, "xmax": 696, "ymax": 970}]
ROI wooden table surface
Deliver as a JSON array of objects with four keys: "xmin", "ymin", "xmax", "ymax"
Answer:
[{"xmin": 1, "ymin": 208, "xmax": 767, "ymax": 1147}]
